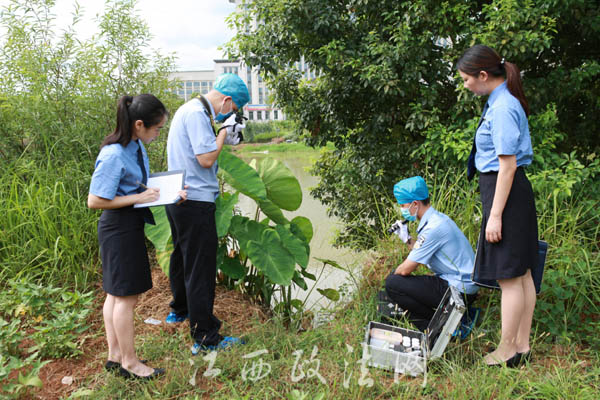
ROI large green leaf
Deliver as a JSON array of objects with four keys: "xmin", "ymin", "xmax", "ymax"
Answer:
[
  {"xmin": 218, "ymin": 151, "xmax": 267, "ymax": 201},
  {"xmin": 257, "ymin": 157, "xmax": 302, "ymax": 211},
  {"xmin": 215, "ymin": 191, "xmax": 239, "ymax": 238},
  {"xmin": 258, "ymin": 197, "xmax": 289, "ymax": 225},
  {"xmin": 229, "ymin": 215, "xmax": 266, "ymax": 251},
  {"xmin": 315, "ymin": 257, "xmax": 345, "ymax": 270},
  {"xmin": 145, "ymin": 206, "xmax": 172, "ymax": 251},
  {"xmin": 220, "ymin": 255, "xmax": 246, "ymax": 279},
  {"xmin": 290, "ymin": 216, "xmax": 313, "ymax": 243},
  {"xmin": 155, "ymin": 241, "xmax": 173, "ymax": 276},
  {"xmin": 275, "ymin": 225, "xmax": 309, "ymax": 268},
  {"xmin": 246, "ymin": 229, "xmax": 295, "ymax": 286},
  {"xmin": 317, "ymin": 288, "xmax": 340, "ymax": 302},
  {"xmin": 292, "ymin": 270, "xmax": 308, "ymax": 290}
]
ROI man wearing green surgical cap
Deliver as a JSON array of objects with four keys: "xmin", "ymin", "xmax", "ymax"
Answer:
[
  {"xmin": 165, "ymin": 73, "xmax": 250, "ymax": 354},
  {"xmin": 385, "ymin": 176, "xmax": 479, "ymax": 334}
]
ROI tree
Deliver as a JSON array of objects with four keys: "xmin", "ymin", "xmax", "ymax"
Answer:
[
  {"xmin": 226, "ymin": 0, "xmax": 599, "ymax": 248},
  {"xmin": 0, "ymin": 0, "xmax": 179, "ymax": 287}
]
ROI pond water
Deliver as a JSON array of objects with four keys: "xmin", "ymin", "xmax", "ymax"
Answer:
[{"xmin": 235, "ymin": 149, "xmax": 364, "ymax": 310}]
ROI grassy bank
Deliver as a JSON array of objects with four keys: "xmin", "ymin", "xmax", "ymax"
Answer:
[{"xmin": 7, "ymin": 247, "xmax": 598, "ymax": 399}]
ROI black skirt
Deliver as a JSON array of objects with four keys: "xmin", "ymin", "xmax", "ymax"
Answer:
[
  {"xmin": 473, "ymin": 167, "xmax": 538, "ymax": 287},
  {"xmin": 98, "ymin": 207, "xmax": 152, "ymax": 296}
]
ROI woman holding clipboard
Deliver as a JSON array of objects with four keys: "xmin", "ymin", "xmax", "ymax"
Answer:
[{"xmin": 88, "ymin": 94, "xmax": 185, "ymax": 380}]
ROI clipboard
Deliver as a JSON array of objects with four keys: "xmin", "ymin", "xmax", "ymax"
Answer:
[{"xmin": 134, "ymin": 170, "xmax": 186, "ymax": 208}]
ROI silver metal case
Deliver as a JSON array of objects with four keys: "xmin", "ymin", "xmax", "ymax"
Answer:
[{"xmin": 362, "ymin": 286, "xmax": 466, "ymax": 376}]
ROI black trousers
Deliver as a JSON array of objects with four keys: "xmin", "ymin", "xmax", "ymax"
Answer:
[
  {"xmin": 385, "ymin": 273, "xmax": 477, "ymax": 331},
  {"xmin": 166, "ymin": 201, "xmax": 222, "ymax": 346}
]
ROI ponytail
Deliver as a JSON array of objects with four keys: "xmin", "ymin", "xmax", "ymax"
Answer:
[
  {"xmin": 503, "ymin": 61, "xmax": 529, "ymax": 116},
  {"xmin": 101, "ymin": 94, "xmax": 168, "ymax": 148},
  {"xmin": 457, "ymin": 45, "xmax": 530, "ymax": 116}
]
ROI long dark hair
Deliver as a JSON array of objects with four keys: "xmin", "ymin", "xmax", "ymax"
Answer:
[
  {"xmin": 457, "ymin": 45, "xmax": 529, "ymax": 116},
  {"xmin": 101, "ymin": 94, "xmax": 167, "ymax": 148}
]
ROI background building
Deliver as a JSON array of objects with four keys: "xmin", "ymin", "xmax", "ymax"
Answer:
[{"xmin": 171, "ymin": 58, "xmax": 285, "ymax": 122}]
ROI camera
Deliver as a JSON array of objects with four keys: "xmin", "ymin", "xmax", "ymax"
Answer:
[{"xmin": 387, "ymin": 220, "xmax": 403, "ymax": 234}]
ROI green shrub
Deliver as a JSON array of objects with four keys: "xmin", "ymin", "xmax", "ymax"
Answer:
[{"xmin": 244, "ymin": 120, "xmax": 298, "ymax": 142}]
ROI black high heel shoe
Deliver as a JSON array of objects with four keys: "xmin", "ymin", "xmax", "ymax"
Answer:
[
  {"xmin": 518, "ymin": 351, "xmax": 532, "ymax": 364},
  {"xmin": 118, "ymin": 366, "xmax": 165, "ymax": 380},
  {"xmin": 487, "ymin": 352, "xmax": 521, "ymax": 368},
  {"xmin": 105, "ymin": 359, "xmax": 148, "ymax": 372}
]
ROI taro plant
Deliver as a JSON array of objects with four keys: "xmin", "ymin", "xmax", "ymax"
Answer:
[
  {"xmin": 216, "ymin": 151, "xmax": 315, "ymax": 313},
  {"xmin": 145, "ymin": 151, "xmax": 339, "ymax": 319}
]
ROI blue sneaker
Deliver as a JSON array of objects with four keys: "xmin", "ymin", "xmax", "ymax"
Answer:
[
  {"xmin": 165, "ymin": 312, "xmax": 188, "ymax": 324},
  {"xmin": 191, "ymin": 336, "xmax": 245, "ymax": 355},
  {"xmin": 453, "ymin": 307, "xmax": 480, "ymax": 339}
]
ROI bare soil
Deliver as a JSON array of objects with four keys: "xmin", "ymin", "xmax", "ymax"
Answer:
[{"xmin": 24, "ymin": 265, "xmax": 268, "ymax": 400}]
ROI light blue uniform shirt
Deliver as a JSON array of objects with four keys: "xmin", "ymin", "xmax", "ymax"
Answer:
[
  {"xmin": 475, "ymin": 82, "xmax": 533, "ymax": 172},
  {"xmin": 89, "ymin": 140, "xmax": 149, "ymax": 200},
  {"xmin": 407, "ymin": 207, "xmax": 479, "ymax": 295},
  {"xmin": 167, "ymin": 98, "xmax": 219, "ymax": 202}
]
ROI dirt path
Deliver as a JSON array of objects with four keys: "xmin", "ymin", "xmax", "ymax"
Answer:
[{"xmin": 32, "ymin": 267, "xmax": 268, "ymax": 400}]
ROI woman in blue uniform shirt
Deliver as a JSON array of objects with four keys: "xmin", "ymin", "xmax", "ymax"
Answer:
[
  {"xmin": 88, "ymin": 94, "xmax": 184, "ymax": 379},
  {"xmin": 458, "ymin": 45, "xmax": 538, "ymax": 367}
]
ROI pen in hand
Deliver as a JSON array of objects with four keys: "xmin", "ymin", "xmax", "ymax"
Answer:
[{"xmin": 137, "ymin": 181, "xmax": 149, "ymax": 190}]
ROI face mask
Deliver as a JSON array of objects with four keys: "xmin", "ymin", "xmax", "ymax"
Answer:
[
  {"xmin": 215, "ymin": 98, "xmax": 233, "ymax": 122},
  {"xmin": 401, "ymin": 203, "xmax": 418, "ymax": 222}
]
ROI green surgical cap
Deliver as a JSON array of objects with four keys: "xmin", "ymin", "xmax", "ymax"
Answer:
[
  {"xmin": 214, "ymin": 73, "xmax": 250, "ymax": 109},
  {"xmin": 393, "ymin": 176, "xmax": 429, "ymax": 204}
]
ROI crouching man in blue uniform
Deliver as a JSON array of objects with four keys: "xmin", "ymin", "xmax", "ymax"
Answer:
[{"xmin": 385, "ymin": 176, "xmax": 479, "ymax": 332}]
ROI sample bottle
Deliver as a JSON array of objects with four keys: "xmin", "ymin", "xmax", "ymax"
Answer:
[
  {"xmin": 402, "ymin": 336, "xmax": 411, "ymax": 351},
  {"xmin": 411, "ymin": 338, "xmax": 421, "ymax": 352},
  {"xmin": 370, "ymin": 328, "xmax": 403, "ymax": 345}
]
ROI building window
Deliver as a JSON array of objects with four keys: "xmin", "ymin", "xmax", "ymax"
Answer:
[
  {"xmin": 201, "ymin": 81, "xmax": 207, "ymax": 87},
  {"xmin": 274, "ymin": 110, "xmax": 278, "ymax": 120},
  {"xmin": 265, "ymin": 111, "xmax": 270, "ymax": 120},
  {"xmin": 257, "ymin": 111, "xmax": 262, "ymax": 120},
  {"xmin": 258, "ymin": 88, "xmax": 263, "ymax": 104},
  {"xmin": 193, "ymin": 81, "xmax": 200, "ymax": 89},
  {"xmin": 249, "ymin": 111, "xmax": 253, "ymax": 120},
  {"xmin": 186, "ymin": 81, "xmax": 192, "ymax": 88},
  {"xmin": 234, "ymin": 67, "xmax": 239, "ymax": 75}
]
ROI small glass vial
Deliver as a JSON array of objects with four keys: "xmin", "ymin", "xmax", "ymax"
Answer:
[
  {"xmin": 402, "ymin": 336, "xmax": 411, "ymax": 352},
  {"xmin": 411, "ymin": 338, "xmax": 420, "ymax": 352}
]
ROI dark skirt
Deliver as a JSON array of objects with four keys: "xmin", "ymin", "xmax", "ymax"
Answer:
[
  {"xmin": 473, "ymin": 167, "xmax": 538, "ymax": 287},
  {"xmin": 98, "ymin": 207, "xmax": 152, "ymax": 296}
]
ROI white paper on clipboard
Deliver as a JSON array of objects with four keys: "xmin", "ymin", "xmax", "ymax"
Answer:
[{"xmin": 133, "ymin": 170, "xmax": 186, "ymax": 208}]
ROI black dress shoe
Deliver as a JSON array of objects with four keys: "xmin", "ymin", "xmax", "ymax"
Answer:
[
  {"xmin": 105, "ymin": 359, "xmax": 148, "ymax": 372},
  {"xmin": 105, "ymin": 360, "xmax": 120, "ymax": 372},
  {"xmin": 118, "ymin": 366, "xmax": 164, "ymax": 380},
  {"xmin": 518, "ymin": 351, "xmax": 532, "ymax": 364},
  {"xmin": 487, "ymin": 352, "xmax": 521, "ymax": 368},
  {"xmin": 505, "ymin": 352, "xmax": 521, "ymax": 368}
]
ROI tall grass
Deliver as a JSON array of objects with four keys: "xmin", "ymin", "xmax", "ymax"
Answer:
[{"xmin": 0, "ymin": 160, "xmax": 98, "ymax": 289}]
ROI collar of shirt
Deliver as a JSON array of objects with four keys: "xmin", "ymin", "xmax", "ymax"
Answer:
[
  {"xmin": 417, "ymin": 207, "xmax": 435, "ymax": 234},
  {"xmin": 126, "ymin": 139, "xmax": 141, "ymax": 155},
  {"xmin": 195, "ymin": 96, "xmax": 217, "ymax": 118},
  {"xmin": 487, "ymin": 81, "xmax": 507, "ymax": 108}
]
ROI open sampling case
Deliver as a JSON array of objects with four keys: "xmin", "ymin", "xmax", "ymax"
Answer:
[{"xmin": 362, "ymin": 286, "xmax": 465, "ymax": 376}]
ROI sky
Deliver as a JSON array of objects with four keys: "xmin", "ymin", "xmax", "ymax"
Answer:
[{"xmin": 0, "ymin": 0, "xmax": 239, "ymax": 71}]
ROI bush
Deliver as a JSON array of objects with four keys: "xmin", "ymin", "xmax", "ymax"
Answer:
[{"xmin": 244, "ymin": 120, "xmax": 298, "ymax": 142}]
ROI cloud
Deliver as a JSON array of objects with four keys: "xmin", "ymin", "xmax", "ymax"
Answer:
[{"xmin": 0, "ymin": 0, "xmax": 238, "ymax": 70}]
